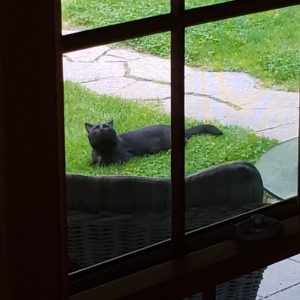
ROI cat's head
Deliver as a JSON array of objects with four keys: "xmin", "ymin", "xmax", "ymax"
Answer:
[
  {"xmin": 85, "ymin": 120, "xmax": 117, "ymax": 149},
  {"xmin": 85, "ymin": 120, "xmax": 114, "ymax": 133}
]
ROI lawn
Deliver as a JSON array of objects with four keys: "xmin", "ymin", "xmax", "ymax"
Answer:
[
  {"xmin": 62, "ymin": 0, "xmax": 300, "ymax": 91},
  {"xmin": 64, "ymin": 81, "xmax": 276, "ymax": 177}
]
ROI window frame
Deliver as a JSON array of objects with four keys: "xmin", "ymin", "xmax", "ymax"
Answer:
[
  {"xmin": 63, "ymin": 0, "xmax": 300, "ymax": 298},
  {"xmin": 1, "ymin": 1, "xmax": 298, "ymax": 299},
  {"xmin": 0, "ymin": 0, "xmax": 67, "ymax": 299}
]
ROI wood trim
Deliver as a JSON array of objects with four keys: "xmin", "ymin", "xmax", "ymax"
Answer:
[{"xmin": 0, "ymin": 1, "xmax": 67, "ymax": 299}]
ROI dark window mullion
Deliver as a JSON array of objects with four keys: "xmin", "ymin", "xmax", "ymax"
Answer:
[
  {"xmin": 202, "ymin": 288, "xmax": 217, "ymax": 300},
  {"xmin": 171, "ymin": 0, "xmax": 186, "ymax": 257},
  {"xmin": 298, "ymin": 108, "xmax": 300, "ymax": 206}
]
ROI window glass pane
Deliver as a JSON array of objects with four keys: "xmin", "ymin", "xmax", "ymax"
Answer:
[
  {"xmin": 61, "ymin": 0, "xmax": 170, "ymax": 30},
  {"xmin": 63, "ymin": 34, "xmax": 172, "ymax": 271},
  {"xmin": 184, "ymin": 6, "xmax": 299, "ymax": 232}
]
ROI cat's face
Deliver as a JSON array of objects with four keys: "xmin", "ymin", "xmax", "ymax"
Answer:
[{"xmin": 85, "ymin": 120, "xmax": 117, "ymax": 148}]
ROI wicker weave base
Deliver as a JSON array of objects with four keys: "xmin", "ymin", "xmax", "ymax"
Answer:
[
  {"xmin": 68, "ymin": 203, "xmax": 262, "ymax": 268},
  {"xmin": 67, "ymin": 161, "xmax": 266, "ymax": 299}
]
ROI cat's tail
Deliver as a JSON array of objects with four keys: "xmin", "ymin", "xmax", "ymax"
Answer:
[{"xmin": 185, "ymin": 124, "xmax": 223, "ymax": 139}]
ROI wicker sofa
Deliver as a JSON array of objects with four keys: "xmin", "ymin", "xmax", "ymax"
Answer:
[{"xmin": 67, "ymin": 161, "xmax": 266, "ymax": 299}]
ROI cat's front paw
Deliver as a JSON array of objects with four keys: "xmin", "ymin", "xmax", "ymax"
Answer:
[{"xmin": 92, "ymin": 155, "xmax": 103, "ymax": 166}]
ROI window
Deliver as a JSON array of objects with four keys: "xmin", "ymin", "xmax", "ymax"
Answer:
[
  {"xmin": 2, "ymin": 1, "xmax": 298, "ymax": 300},
  {"xmin": 62, "ymin": 1, "xmax": 300, "ymax": 298}
]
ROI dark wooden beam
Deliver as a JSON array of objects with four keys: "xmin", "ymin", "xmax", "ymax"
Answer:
[
  {"xmin": 0, "ymin": 0, "xmax": 67, "ymax": 299},
  {"xmin": 171, "ymin": 0, "xmax": 186, "ymax": 258}
]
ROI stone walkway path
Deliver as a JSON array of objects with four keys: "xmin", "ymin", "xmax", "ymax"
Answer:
[{"xmin": 63, "ymin": 42, "xmax": 299, "ymax": 142}]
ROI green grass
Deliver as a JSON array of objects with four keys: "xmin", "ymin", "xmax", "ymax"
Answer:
[
  {"xmin": 62, "ymin": 1, "xmax": 300, "ymax": 91},
  {"xmin": 64, "ymin": 81, "xmax": 276, "ymax": 177}
]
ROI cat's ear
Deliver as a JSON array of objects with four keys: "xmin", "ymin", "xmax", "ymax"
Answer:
[
  {"xmin": 108, "ymin": 120, "xmax": 114, "ymax": 127},
  {"xmin": 85, "ymin": 123, "xmax": 93, "ymax": 132}
]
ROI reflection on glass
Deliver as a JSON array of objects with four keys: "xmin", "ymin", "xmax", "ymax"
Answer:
[
  {"xmin": 64, "ymin": 34, "xmax": 174, "ymax": 271},
  {"xmin": 185, "ymin": 269, "xmax": 264, "ymax": 299},
  {"xmin": 255, "ymin": 254, "xmax": 300, "ymax": 298},
  {"xmin": 184, "ymin": 6, "xmax": 299, "ymax": 232},
  {"xmin": 187, "ymin": 254, "xmax": 300, "ymax": 299}
]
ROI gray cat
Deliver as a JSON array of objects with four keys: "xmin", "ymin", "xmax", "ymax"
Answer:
[{"xmin": 85, "ymin": 120, "xmax": 222, "ymax": 165}]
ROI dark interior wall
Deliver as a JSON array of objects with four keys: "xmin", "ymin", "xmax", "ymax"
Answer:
[{"xmin": 0, "ymin": 1, "xmax": 67, "ymax": 299}]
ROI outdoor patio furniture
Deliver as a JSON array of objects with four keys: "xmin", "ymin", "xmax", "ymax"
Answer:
[
  {"xmin": 256, "ymin": 137, "xmax": 298, "ymax": 200},
  {"xmin": 67, "ymin": 161, "xmax": 266, "ymax": 299}
]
